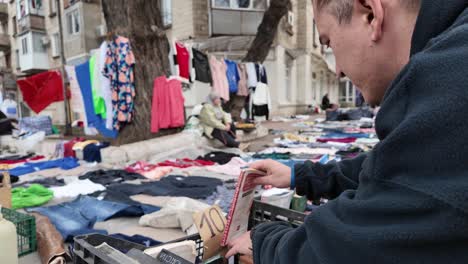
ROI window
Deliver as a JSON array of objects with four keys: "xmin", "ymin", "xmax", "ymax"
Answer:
[
  {"xmin": 15, "ymin": 49, "xmax": 20, "ymax": 69},
  {"xmin": 12, "ymin": 16, "xmax": 17, "ymax": 36},
  {"xmin": 21, "ymin": 37, "xmax": 28, "ymax": 54},
  {"xmin": 32, "ymin": 32, "xmax": 46, "ymax": 53},
  {"xmin": 51, "ymin": 33, "xmax": 60, "ymax": 57},
  {"xmin": 213, "ymin": 0, "xmax": 268, "ymax": 10},
  {"xmin": 67, "ymin": 9, "xmax": 80, "ymax": 35},
  {"xmin": 313, "ymin": 20, "xmax": 317, "ymax": 48},
  {"xmin": 49, "ymin": 0, "xmax": 57, "ymax": 15},
  {"xmin": 284, "ymin": 53, "xmax": 294, "ymax": 102},
  {"xmin": 160, "ymin": 0, "xmax": 172, "ymax": 28}
]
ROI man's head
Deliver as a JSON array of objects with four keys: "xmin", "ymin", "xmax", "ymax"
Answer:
[{"xmin": 313, "ymin": 0, "xmax": 421, "ymax": 106}]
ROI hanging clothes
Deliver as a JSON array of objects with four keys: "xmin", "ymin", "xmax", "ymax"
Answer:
[
  {"xmin": 103, "ymin": 36, "xmax": 136, "ymax": 131},
  {"xmin": 246, "ymin": 62, "xmax": 258, "ymax": 88},
  {"xmin": 255, "ymin": 63, "xmax": 268, "ymax": 84},
  {"xmin": 209, "ymin": 56, "xmax": 230, "ymax": 102},
  {"xmin": 151, "ymin": 76, "xmax": 185, "ymax": 133},
  {"xmin": 175, "ymin": 42, "xmax": 191, "ymax": 80},
  {"xmin": 65, "ymin": 65, "xmax": 98, "ymax": 136},
  {"xmin": 192, "ymin": 48, "xmax": 212, "ymax": 83},
  {"xmin": 98, "ymin": 41, "xmax": 114, "ymax": 130},
  {"xmin": 252, "ymin": 82, "xmax": 271, "ymax": 120},
  {"xmin": 89, "ymin": 54, "xmax": 106, "ymax": 119},
  {"xmin": 17, "ymin": 71, "xmax": 67, "ymax": 114},
  {"xmin": 237, "ymin": 63, "xmax": 249, "ymax": 96},
  {"xmin": 225, "ymin": 59, "xmax": 240, "ymax": 94},
  {"xmin": 76, "ymin": 61, "xmax": 118, "ymax": 138}
]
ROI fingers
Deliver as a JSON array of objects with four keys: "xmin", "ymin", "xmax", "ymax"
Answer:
[
  {"xmin": 225, "ymin": 246, "xmax": 238, "ymax": 259},
  {"xmin": 250, "ymin": 159, "xmax": 274, "ymax": 171},
  {"xmin": 252, "ymin": 175, "xmax": 272, "ymax": 186}
]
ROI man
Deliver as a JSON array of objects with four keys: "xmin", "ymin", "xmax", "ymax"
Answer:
[{"xmin": 226, "ymin": 0, "xmax": 468, "ymax": 263}]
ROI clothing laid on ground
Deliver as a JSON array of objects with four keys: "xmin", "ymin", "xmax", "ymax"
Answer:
[
  {"xmin": 28, "ymin": 195, "xmax": 160, "ymax": 242},
  {"xmin": 103, "ymin": 36, "xmax": 136, "ymax": 130},
  {"xmin": 209, "ymin": 56, "xmax": 230, "ymax": 102},
  {"xmin": 151, "ymin": 76, "xmax": 185, "ymax": 133},
  {"xmin": 211, "ymin": 125, "xmax": 239, "ymax": 148},
  {"xmin": 192, "ymin": 48, "xmax": 212, "ymax": 83},
  {"xmin": 0, "ymin": 155, "xmax": 45, "ymax": 165},
  {"xmin": 199, "ymin": 103, "xmax": 232, "ymax": 139},
  {"xmin": 252, "ymin": 2, "xmax": 468, "ymax": 263},
  {"xmin": 205, "ymin": 157, "xmax": 248, "ymax": 176},
  {"xmin": 12, "ymin": 184, "xmax": 54, "ymax": 209},
  {"xmin": 90, "ymin": 189, "xmax": 159, "ymax": 214},
  {"xmin": 202, "ymin": 180, "xmax": 236, "ymax": 213},
  {"xmin": 0, "ymin": 174, "xmax": 18, "ymax": 184},
  {"xmin": 14, "ymin": 177, "xmax": 65, "ymax": 188},
  {"xmin": 72, "ymin": 140, "xmax": 99, "ymax": 151},
  {"xmin": 19, "ymin": 116, "xmax": 54, "ymax": 135},
  {"xmin": 49, "ymin": 179, "xmax": 106, "ymax": 199},
  {"xmin": 157, "ymin": 159, "xmax": 215, "ymax": 168},
  {"xmin": 125, "ymin": 161, "xmax": 173, "ymax": 181},
  {"xmin": 175, "ymin": 42, "xmax": 190, "ymax": 80},
  {"xmin": 79, "ymin": 169, "xmax": 145, "ymax": 186},
  {"xmin": 16, "ymin": 71, "xmax": 66, "ymax": 114},
  {"xmin": 197, "ymin": 152, "xmax": 240, "ymax": 165},
  {"xmin": 317, "ymin": 138, "xmax": 357, "ymax": 144},
  {"xmin": 225, "ymin": 59, "xmax": 240, "ymax": 93},
  {"xmin": 8, "ymin": 157, "xmax": 80, "ymax": 177},
  {"xmin": 83, "ymin": 142, "xmax": 110, "ymax": 163},
  {"xmin": 106, "ymin": 175, "xmax": 223, "ymax": 199}
]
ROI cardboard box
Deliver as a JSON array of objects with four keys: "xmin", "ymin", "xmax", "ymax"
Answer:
[{"xmin": 0, "ymin": 167, "xmax": 12, "ymax": 209}]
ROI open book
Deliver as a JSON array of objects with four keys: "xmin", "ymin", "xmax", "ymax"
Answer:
[{"xmin": 221, "ymin": 168, "xmax": 266, "ymax": 246}]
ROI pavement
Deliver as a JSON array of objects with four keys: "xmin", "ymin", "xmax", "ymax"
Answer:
[{"xmin": 17, "ymin": 114, "xmax": 321, "ymax": 264}]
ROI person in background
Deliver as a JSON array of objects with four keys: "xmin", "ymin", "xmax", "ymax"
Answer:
[
  {"xmin": 321, "ymin": 93, "xmax": 339, "ymax": 111},
  {"xmin": 199, "ymin": 92, "xmax": 240, "ymax": 148}
]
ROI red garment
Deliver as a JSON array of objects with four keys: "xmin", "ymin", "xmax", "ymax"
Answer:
[
  {"xmin": 0, "ymin": 156, "xmax": 45, "ymax": 165},
  {"xmin": 151, "ymin": 76, "xmax": 185, "ymax": 133},
  {"xmin": 317, "ymin": 138, "xmax": 357, "ymax": 143},
  {"xmin": 17, "ymin": 71, "xmax": 68, "ymax": 113},
  {"xmin": 157, "ymin": 159, "xmax": 215, "ymax": 168},
  {"xmin": 64, "ymin": 138, "xmax": 85, "ymax": 158},
  {"xmin": 175, "ymin": 42, "xmax": 190, "ymax": 79},
  {"xmin": 125, "ymin": 161, "xmax": 159, "ymax": 174}
]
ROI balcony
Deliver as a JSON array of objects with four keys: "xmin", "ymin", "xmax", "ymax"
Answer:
[
  {"xmin": 211, "ymin": 9, "xmax": 264, "ymax": 35},
  {"xmin": 0, "ymin": 33, "xmax": 10, "ymax": 52},
  {"xmin": 0, "ymin": 3, "xmax": 7, "ymax": 23},
  {"xmin": 17, "ymin": 15, "xmax": 46, "ymax": 35}
]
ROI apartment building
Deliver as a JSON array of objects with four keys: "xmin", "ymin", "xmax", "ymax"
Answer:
[
  {"xmin": 5, "ymin": 0, "xmax": 105, "ymax": 124},
  {"xmin": 165, "ymin": 0, "xmax": 354, "ymax": 116},
  {"xmin": 1, "ymin": 0, "xmax": 356, "ymax": 127}
]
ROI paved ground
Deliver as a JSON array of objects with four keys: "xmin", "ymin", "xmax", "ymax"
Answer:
[{"xmin": 18, "ymin": 114, "xmax": 322, "ymax": 264}]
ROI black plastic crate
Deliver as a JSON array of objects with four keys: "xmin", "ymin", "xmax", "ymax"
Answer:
[
  {"xmin": 249, "ymin": 200, "xmax": 307, "ymax": 229},
  {"xmin": 73, "ymin": 233, "xmax": 147, "ymax": 264}
]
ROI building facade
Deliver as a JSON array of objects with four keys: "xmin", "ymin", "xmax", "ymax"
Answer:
[
  {"xmin": 2, "ymin": 0, "xmax": 353, "ymax": 127},
  {"xmin": 165, "ymin": 0, "xmax": 346, "ymax": 117},
  {"xmin": 5, "ymin": 0, "xmax": 104, "ymax": 124}
]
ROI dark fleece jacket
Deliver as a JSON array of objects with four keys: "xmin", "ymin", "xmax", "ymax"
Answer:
[{"xmin": 252, "ymin": 1, "xmax": 468, "ymax": 263}]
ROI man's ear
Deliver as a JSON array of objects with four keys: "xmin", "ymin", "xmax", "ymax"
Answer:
[{"xmin": 357, "ymin": 0, "xmax": 384, "ymax": 42}]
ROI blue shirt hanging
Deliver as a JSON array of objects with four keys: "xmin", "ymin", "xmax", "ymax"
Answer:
[
  {"xmin": 75, "ymin": 61, "xmax": 118, "ymax": 139},
  {"xmin": 225, "ymin": 59, "xmax": 240, "ymax": 93}
]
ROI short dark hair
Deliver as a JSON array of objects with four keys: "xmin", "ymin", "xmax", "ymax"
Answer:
[{"xmin": 315, "ymin": 0, "xmax": 421, "ymax": 24}]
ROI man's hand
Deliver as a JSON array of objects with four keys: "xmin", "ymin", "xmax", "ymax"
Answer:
[
  {"xmin": 225, "ymin": 123, "xmax": 231, "ymax": 131},
  {"xmin": 250, "ymin": 159, "xmax": 291, "ymax": 188},
  {"xmin": 226, "ymin": 231, "xmax": 252, "ymax": 258}
]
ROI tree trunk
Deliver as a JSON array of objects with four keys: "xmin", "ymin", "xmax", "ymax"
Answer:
[
  {"xmin": 243, "ymin": 0, "xmax": 291, "ymax": 63},
  {"xmin": 102, "ymin": 0, "xmax": 174, "ymax": 145}
]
